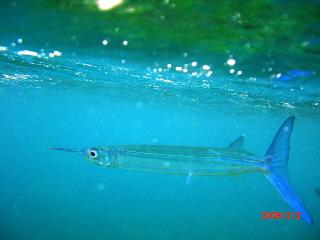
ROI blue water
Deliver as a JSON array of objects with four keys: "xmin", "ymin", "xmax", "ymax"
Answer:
[{"xmin": 1, "ymin": 1, "xmax": 320, "ymax": 239}]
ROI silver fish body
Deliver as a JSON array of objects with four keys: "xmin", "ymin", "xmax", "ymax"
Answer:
[
  {"xmin": 93, "ymin": 145, "xmax": 266, "ymax": 176},
  {"xmin": 50, "ymin": 117, "xmax": 314, "ymax": 224}
]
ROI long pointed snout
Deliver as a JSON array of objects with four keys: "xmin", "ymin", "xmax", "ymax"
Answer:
[{"xmin": 49, "ymin": 147, "xmax": 82, "ymax": 153}]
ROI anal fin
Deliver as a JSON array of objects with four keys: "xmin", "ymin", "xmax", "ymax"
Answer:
[{"xmin": 185, "ymin": 172, "xmax": 193, "ymax": 185}]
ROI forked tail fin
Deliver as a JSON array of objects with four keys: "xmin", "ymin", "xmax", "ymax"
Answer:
[{"xmin": 264, "ymin": 117, "xmax": 313, "ymax": 225}]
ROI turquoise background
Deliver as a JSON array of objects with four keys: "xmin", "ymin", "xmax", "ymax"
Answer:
[{"xmin": 0, "ymin": 0, "xmax": 319, "ymax": 239}]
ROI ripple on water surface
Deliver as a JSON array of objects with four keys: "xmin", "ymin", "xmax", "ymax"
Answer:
[{"xmin": 0, "ymin": 49, "xmax": 319, "ymax": 118}]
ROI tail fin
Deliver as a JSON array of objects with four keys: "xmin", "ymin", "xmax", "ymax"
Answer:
[{"xmin": 264, "ymin": 117, "xmax": 313, "ymax": 225}]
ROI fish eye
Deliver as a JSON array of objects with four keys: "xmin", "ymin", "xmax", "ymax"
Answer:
[{"xmin": 88, "ymin": 148, "xmax": 99, "ymax": 159}]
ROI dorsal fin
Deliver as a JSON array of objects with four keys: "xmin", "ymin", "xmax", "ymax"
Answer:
[{"xmin": 228, "ymin": 136, "xmax": 245, "ymax": 150}]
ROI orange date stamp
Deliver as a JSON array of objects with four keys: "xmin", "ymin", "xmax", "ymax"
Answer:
[{"xmin": 261, "ymin": 212, "xmax": 300, "ymax": 220}]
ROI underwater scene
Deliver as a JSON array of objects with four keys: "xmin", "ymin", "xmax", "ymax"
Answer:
[{"xmin": 0, "ymin": 0, "xmax": 320, "ymax": 239}]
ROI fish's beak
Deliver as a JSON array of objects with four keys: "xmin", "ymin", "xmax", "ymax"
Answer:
[{"xmin": 49, "ymin": 147, "xmax": 83, "ymax": 153}]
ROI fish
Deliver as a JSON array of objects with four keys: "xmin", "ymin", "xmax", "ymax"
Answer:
[
  {"xmin": 277, "ymin": 69, "xmax": 313, "ymax": 82},
  {"xmin": 50, "ymin": 117, "xmax": 313, "ymax": 225}
]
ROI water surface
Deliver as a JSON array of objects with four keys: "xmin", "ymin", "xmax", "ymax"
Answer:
[{"xmin": 1, "ymin": 0, "xmax": 320, "ymax": 239}]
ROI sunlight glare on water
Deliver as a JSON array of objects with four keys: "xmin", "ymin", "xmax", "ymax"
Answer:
[{"xmin": 0, "ymin": 0, "xmax": 320, "ymax": 239}]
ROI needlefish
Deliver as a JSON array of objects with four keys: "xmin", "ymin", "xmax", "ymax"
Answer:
[{"xmin": 50, "ymin": 117, "xmax": 313, "ymax": 225}]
